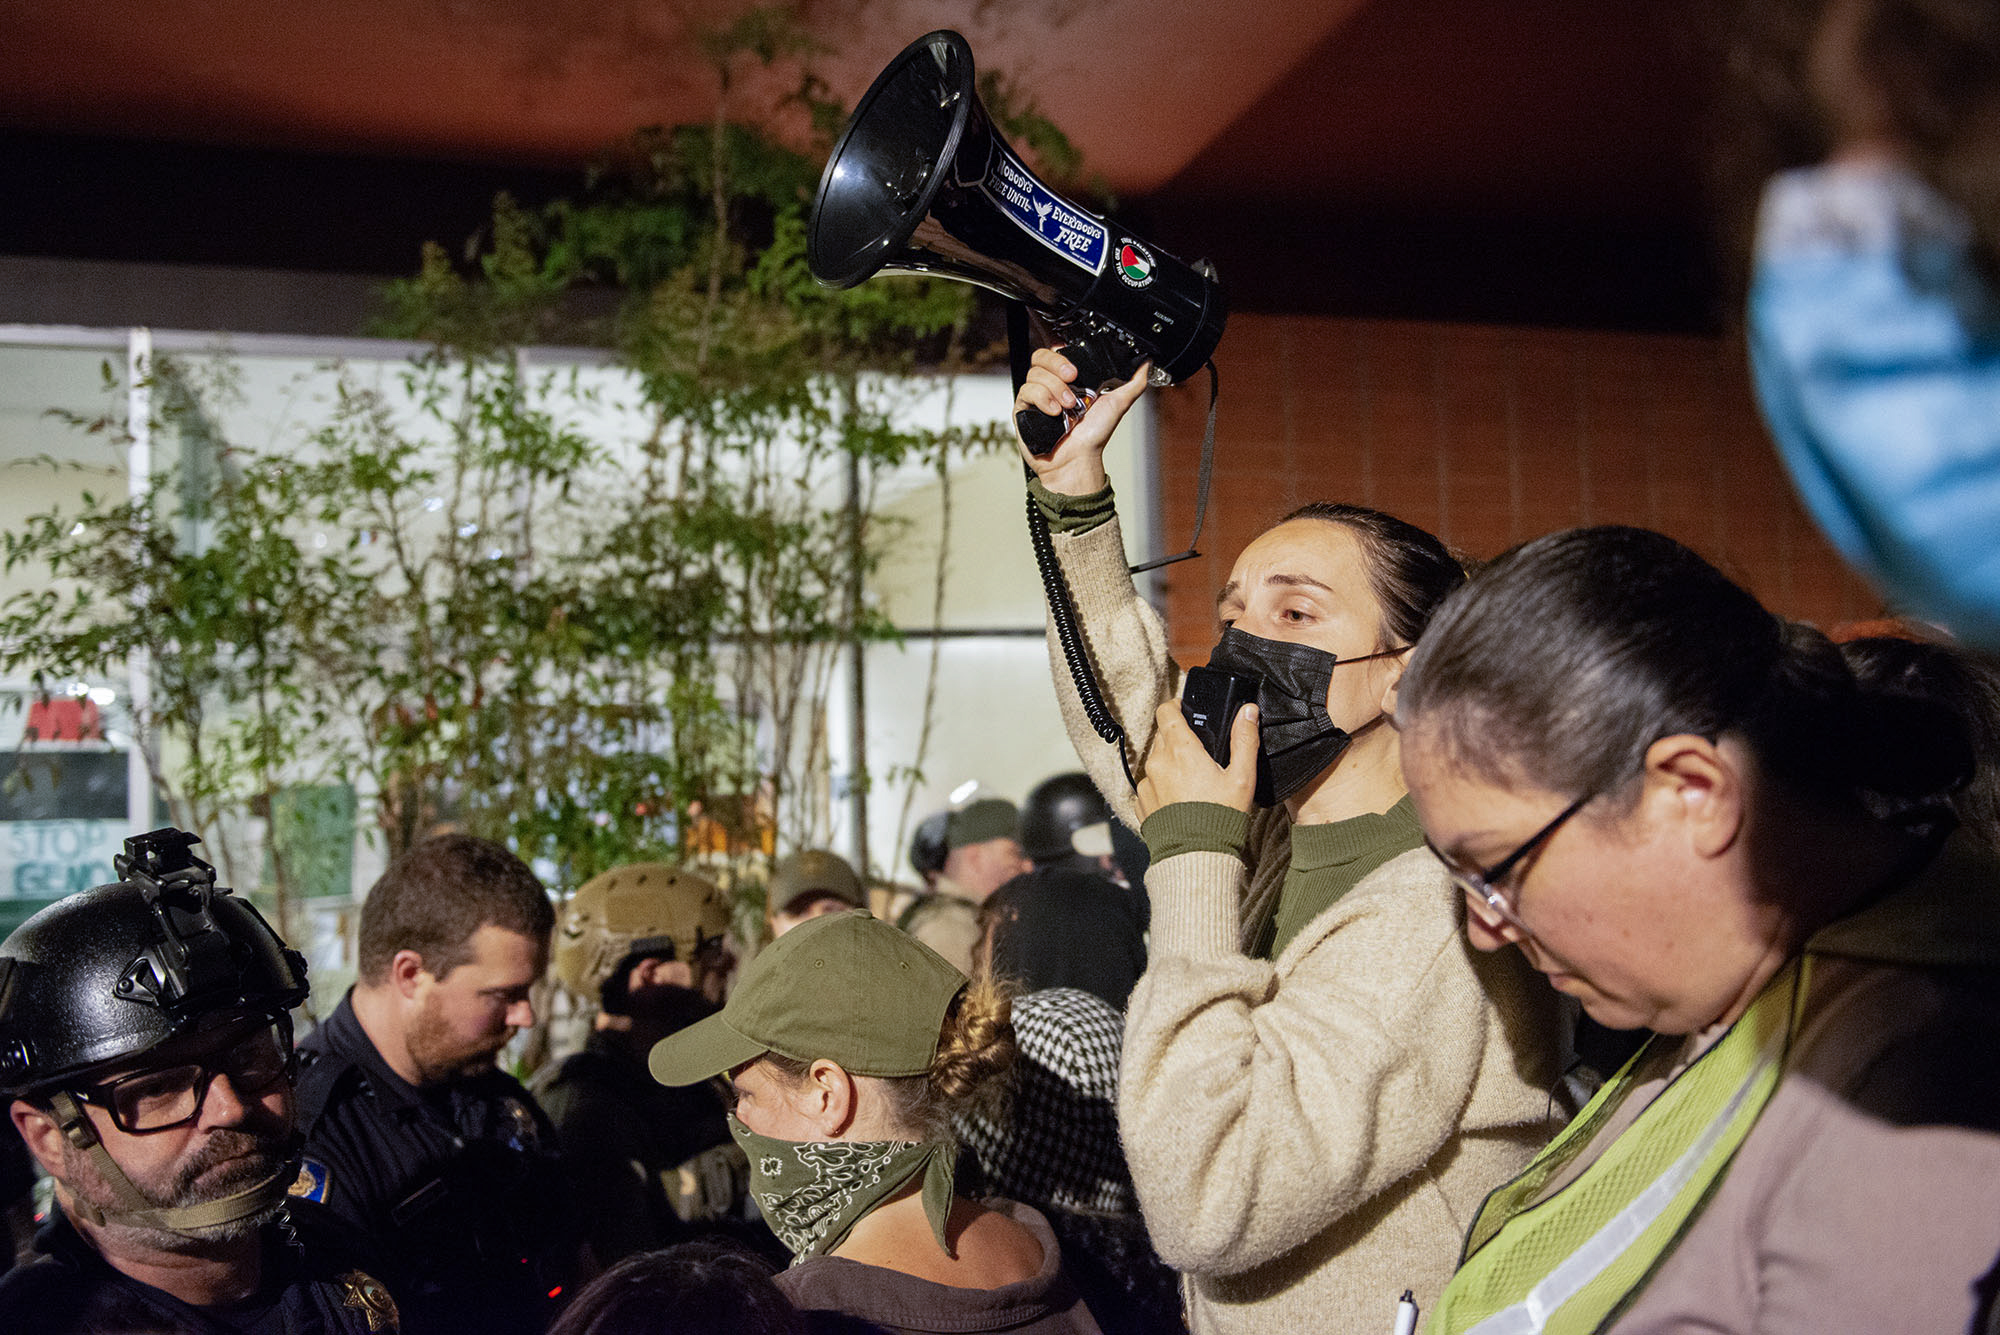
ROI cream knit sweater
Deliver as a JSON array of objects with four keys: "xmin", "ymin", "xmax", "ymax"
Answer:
[{"xmin": 1042, "ymin": 510, "xmax": 1564, "ymax": 1333}]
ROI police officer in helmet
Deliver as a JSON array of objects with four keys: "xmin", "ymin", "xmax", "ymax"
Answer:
[
  {"xmin": 0, "ymin": 827, "xmax": 401, "ymax": 1333},
  {"xmin": 898, "ymin": 797, "xmax": 1029, "ymax": 974},
  {"xmin": 1016, "ymin": 772, "xmax": 1119, "ymax": 877},
  {"xmin": 907, "ymin": 812, "xmax": 950, "ymax": 892},
  {"xmin": 536, "ymin": 862, "xmax": 772, "ymax": 1267}
]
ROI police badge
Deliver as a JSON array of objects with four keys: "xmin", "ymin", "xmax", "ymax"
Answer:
[{"xmin": 339, "ymin": 1270, "xmax": 401, "ymax": 1332}]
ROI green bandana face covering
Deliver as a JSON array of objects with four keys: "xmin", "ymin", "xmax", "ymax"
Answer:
[{"xmin": 729, "ymin": 1115, "xmax": 958, "ymax": 1262}]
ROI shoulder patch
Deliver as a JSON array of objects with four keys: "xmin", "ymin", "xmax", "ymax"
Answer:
[
  {"xmin": 498, "ymin": 1097, "xmax": 544, "ymax": 1153},
  {"xmin": 289, "ymin": 1156, "xmax": 332, "ymax": 1203}
]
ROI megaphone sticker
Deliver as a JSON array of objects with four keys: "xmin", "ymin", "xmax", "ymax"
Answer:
[
  {"xmin": 1117, "ymin": 242, "xmax": 1156, "ymax": 289},
  {"xmin": 984, "ymin": 140, "xmax": 1108, "ymax": 275}
]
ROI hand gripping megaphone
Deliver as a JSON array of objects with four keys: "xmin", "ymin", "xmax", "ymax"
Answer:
[{"xmin": 808, "ymin": 29, "xmax": 1226, "ymax": 454}]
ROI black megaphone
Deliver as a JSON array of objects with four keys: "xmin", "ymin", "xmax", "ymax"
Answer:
[{"xmin": 808, "ymin": 30, "xmax": 1226, "ymax": 454}]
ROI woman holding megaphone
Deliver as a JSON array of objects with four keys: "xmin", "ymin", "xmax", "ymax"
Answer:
[{"xmin": 1014, "ymin": 352, "xmax": 1568, "ymax": 1334}]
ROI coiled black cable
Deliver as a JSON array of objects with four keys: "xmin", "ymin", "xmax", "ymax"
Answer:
[{"xmin": 1026, "ymin": 489, "xmax": 1139, "ymax": 794}]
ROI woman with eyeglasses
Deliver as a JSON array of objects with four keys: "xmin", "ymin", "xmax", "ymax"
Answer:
[
  {"xmin": 1016, "ymin": 354, "xmax": 1568, "ymax": 1333},
  {"xmin": 1397, "ymin": 524, "xmax": 2000, "ymax": 1334}
]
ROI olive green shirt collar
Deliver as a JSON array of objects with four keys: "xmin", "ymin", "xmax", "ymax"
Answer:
[
  {"xmin": 1265, "ymin": 795, "xmax": 1425, "ymax": 956},
  {"xmin": 1141, "ymin": 796, "xmax": 1427, "ymax": 958}
]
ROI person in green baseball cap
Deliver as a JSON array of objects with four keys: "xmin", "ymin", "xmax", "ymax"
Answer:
[
  {"xmin": 901, "ymin": 797, "xmax": 1030, "ymax": 974},
  {"xmin": 649, "ymin": 910, "xmax": 1103, "ymax": 1334},
  {"xmin": 764, "ymin": 849, "xmax": 866, "ymax": 940}
]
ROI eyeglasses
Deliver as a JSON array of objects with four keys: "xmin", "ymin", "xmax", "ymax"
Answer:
[
  {"xmin": 73, "ymin": 1017, "xmax": 294, "ymax": 1134},
  {"xmin": 1424, "ymin": 793, "xmax": 1592, "ymax": 934}
]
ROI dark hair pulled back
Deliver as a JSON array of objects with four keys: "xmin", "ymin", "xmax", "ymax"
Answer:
[
  {"xmin": 1399, "ymin": 526, "xmax": 1971, "ymax": 832},
  {"xmin": 1842, "ymin": 635, "xmax": 2000, "ymax": 848},
  {"xmin": 1278, "ymin": 502, "xmax": 1466, "ymax": 649}
]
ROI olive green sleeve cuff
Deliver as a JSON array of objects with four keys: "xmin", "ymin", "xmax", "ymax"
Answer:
[
  {"xmin": 1141, "ymin": 802, "xmax": 1251, "ymax": 863},
  {"xmin": 1027, "ymin": 477, "xmax": 1117, "ymax": 535}
]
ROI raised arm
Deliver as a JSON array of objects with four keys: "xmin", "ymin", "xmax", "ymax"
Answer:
[
  {"xmin": 1018, "ymin": 348, "xmax": 1178, "ymax": 830},
  {"xmin": 1015, "ymin": 345, "xmax": 1146, "ymax": 498}
]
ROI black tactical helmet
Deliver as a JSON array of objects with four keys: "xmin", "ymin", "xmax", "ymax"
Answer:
[
  {"xmin": 1018, "ymin": 772, "xmax": 1115, "ymax": 865},
  {"xmin": 908, "ymin": 810, "xmax": 950, "ymax": 881},
  {"xmin": 0, "ymin": 828, "xmax": 308, "ymax": 1097}
]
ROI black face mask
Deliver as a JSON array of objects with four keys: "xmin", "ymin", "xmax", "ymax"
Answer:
[
  {"xmin": 625, "ymin": 981, "xmax": 719, "ymax": 1037},
  {"xmin": 1204, "ymin": 626, "xmax": 1398, "ymax": 808}
]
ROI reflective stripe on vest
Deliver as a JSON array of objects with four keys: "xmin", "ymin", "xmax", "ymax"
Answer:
[{"xmin": 1433, "ymin": 957, "xmax": 1809, "ymax": 1335}]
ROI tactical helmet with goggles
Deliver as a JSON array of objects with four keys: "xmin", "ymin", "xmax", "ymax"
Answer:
[
  {"xmin": 553, "ymin": 863, "xmax": 732, "ymax": 1010},
  {"xmin": 0, "ymin": 828, "xmax": 310, "ymax": 1238},
  {"xmin": 0, "ymin": 828, "xmax": 308, "ymax": 1099}
]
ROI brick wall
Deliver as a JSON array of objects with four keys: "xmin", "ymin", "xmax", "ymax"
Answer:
[{"xmin": 1150, "ymin": 313, "xmax": 1884, "ymax": 665}]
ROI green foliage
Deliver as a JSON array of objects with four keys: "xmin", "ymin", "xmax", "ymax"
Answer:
[
  {"xmin": 2, "ymin": 360, "xmax": 345, "ymax": 917},
  {"xmin": 4, "ymin": 16, "xmax": 1036, "ymax": 907},
  {"xmin": 370, "ymin": 20, "xmax": 1031, "ymax": 879}
]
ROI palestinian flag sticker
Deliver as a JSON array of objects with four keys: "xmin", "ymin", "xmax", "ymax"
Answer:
[{"xmin": 1117, "ymin": 240, "xmax": 1156, "ymax": 288}]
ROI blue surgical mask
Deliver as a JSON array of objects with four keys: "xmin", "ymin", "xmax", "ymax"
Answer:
[{"xmin": 1748, "ymin": 160, "xmax": 2000, "ymax": 647}]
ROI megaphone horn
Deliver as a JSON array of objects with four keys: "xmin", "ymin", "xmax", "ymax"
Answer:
[{"xmin": 809, "ymin": 30, "xmax": 1226, "ymax": 454}]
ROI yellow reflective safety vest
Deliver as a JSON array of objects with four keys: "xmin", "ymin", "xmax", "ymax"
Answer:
[
  {"xmin": 1429, "ymin": 957, "xmax": 1808, "ymax": 1335},
  {"xmin": 1433, "ymin": 832, "xmax": 2000, "ymax": 1335}
]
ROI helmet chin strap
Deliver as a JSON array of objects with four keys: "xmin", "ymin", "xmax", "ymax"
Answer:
[{"xmin": 46, "ymin": 1090, "xmax": 296, "ymax": 1237}]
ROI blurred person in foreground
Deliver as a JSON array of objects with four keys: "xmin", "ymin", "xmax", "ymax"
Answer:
[
  {"xmin": 537, "ymin": 861, "xmax": 771, "ymax": 1266},
  {"xmin": 1399, "ymin": 526, "xmax": 2000, "ymax": 1332},
  {"xmin": 0, "ymin": 828, "xmax": 401, "ymax": 1333},
  {"xmin": 1734, "ymin": 0, "xmax": 2000, "ymax": 646},
  {"xmin": 651, "ymin": 909, "xmax": 1103, "ymax": 1334},
  {"xmin": 296, "ymin": 833, "xmax": 577, "ymax": 1335}
]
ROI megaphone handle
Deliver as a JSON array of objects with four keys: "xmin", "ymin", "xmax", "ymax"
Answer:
[
  {"xmin": 1017, "ymin": 396, "xmax": 1091, "ymax": 457},
  {"xmin": 1015, "ymin": 330, "xmax": 1138, "ymax": 456}
]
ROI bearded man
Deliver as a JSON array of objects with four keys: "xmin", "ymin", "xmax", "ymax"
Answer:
[
  {"xmin": 296, "ymin": 834, "xmax": 578, "ymax": 1335},
  {"xmin": 0, "ymin": 828, "xmax": 401, "ymax": 1334}
]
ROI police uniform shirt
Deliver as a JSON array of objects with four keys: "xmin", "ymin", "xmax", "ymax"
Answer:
[
  {"xmin": 0, "ymin": 1201, "xmax": 401, "ymax": 1335},
  {"xmin": 295, "ymin": 991, "xmax": 577, "ymax": 1335}
]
